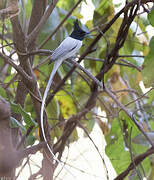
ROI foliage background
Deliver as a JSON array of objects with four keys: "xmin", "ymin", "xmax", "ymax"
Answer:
[{"xmin": 0, "ymin": 0, "xmax": 154, "ymax": 179}]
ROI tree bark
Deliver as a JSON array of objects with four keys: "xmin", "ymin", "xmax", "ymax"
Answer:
[{"xmin": 0, "ymin": 96, "xmax": 17, "ymax": 178}]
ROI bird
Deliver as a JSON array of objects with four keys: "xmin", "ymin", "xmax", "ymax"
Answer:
[{"xmin": 40, "ymin": 19, "xmax": 90, "ymax": 170}]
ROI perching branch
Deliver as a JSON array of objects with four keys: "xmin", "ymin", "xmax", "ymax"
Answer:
[
  {"xmin": 69, "ymin": 58, "xmax": 103, "ymax": 88},
  {"xmin": 46, "ymin": 3, "xmax": 126, "ymax": 105}
]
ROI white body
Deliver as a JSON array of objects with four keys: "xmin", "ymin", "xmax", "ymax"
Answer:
[
  {"xmin": 51, "ymin": 37, "xmax": 82, "ymax": 61},
  {"xmin": 40, "ymin": 36, "xmax": 82, "ymax": 176}
]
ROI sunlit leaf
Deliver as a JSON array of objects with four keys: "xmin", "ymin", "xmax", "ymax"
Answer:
[
  {"xmin": 26, "ymin": 135, "xmax": 37, "ymax": 146},
  {"xmin": 148, "ymin": 6, "xmax": 154, "ymax": 27},
  {"xmin": 142, "ymin": 36, "xmax": 154, "ymax": 86},
  {"xmin": 55, "ymin": 90, "xmax": 77, "ymax": 118},
  {"xmin": 105, "ymin": 119, "xmax": 131, "ymax": 174},
  {"xmin": 10, "ymin": 116, "xmax": 26, "ymax": 131},
  {"xmin": 10, "ymin": 102, "xmax": 37, "ymax": 128}
]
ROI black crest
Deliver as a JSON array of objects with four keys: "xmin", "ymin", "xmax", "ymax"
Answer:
[{"xmin": 70, "ymin": 19, "xmax": 89, "ymax": 40}]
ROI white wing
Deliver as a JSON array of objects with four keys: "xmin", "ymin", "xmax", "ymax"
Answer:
[{"xmin": 51, "ymin": 37, "xmax": 82, "ymax": 61}]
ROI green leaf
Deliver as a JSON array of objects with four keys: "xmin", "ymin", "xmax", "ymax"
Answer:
[
  {"xmin": 148, "ymin": 6, "xmax": 154, "ymax": 27},
  {"xmin": 55, "ymin": 90, "xmax": 77, "ymax": 118},
  {"xmin": 47, "ymin": 98, "xmax": 60, "ymax": 123},
  {"xmin": 142, "ymin": 36, "xmax": 154, "ymax": 86},
  {"xmin": 10, "ymin": 102, "xmax": 37, "ymax": 128},
  {"xmin": 26, "ymin": 135, "xmax": 37, "ymax": 146},
  {"xmin": 105, "ymin": 119, "xmax": 131, "ymax": 174},
  {"xmin": 148, "ymin": 90, "xmax": 154, "ymax": 104},
  {"xmin": 119, "ymin": 111, "xmax": 136, "ymax": 128},
  {"xmin": 0, "ymin": 87, "xmax": 6, "ymax": 98},
  {"xmin": 57, "ymin": 0, "xmax": 78, "ymax": 10},
  {"xmin": 10, "ymin": 116, "xmax": 26, "ymax": 131},
  {"xmin": 69, "ymin": 128, "xmax": 78, "ymax": 142},
  {"xmin": 105, "ymin": 118, "xmax": 149, "ymax": 176},
  {"xmin": 51, "ymin": 126, "xmax": 63, "ymax": 140},
  {"xmin": 93, "ymin": 0, "xmax": 114, "ymax": 26},
  {"xmin": 82, "ymin": 113, "xmax": 95, "ymax": 134}
]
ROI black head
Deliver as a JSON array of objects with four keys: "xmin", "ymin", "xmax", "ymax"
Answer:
[{"xmin": 70, "ymin": 20, "xmax": 89, "ymax": 41}]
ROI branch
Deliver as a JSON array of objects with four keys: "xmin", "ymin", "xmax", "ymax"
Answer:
[
  {"xmin": 46, "ymin": 4, "xmax": 125, "ymax": 106},
  {"xmin": 18, "ymin": 142, "xmax": 46, "ymax": 161},
  {"xmin": 16, "ymin": 49, "xmax": 53, "ymax": 56},
  {"xmin": 39, "ymin": 0, "xmax": 83, "ymax": 48},
  {"xmin": 105, "ymin": 87, "xmax": 154, "ymax": 147},
  {"xmin": 0, "ymin": 0, "xmax": 19, "ymax": 19},
  {"xmin": 118, "ymin": 55, "xmax": 144, "ymax": 58},
  {"xmin": 84, "ymin": 56, "xmax": 142, "ymax": 71},
  {"xmin": 96, "ymin": 3, "xmax": 140, "ymax": 82},
  {"xmin": 27, "ymin": 0, "xmax": 47, "ymax": 35},
  {"xmin": 118, "ymin": 59, "xmax": 142, "ymax": 71},
  {"xmin": 112, "ymin": 88, "xmax": 143, "ymax": 97},
  {"xmin": 54, "ymin": 107, "xmax": 93, "ymax": 153},
  {"xmin": 0, "ymin": 96, "xmax": 17, "ymax": 176},
  {"xmin": 16, "ymin": 126, "xmax": 34, "ymax": 150},
  {"xmin": 78, "ymin": 121, "xmax": 109, "ymax": 180},
  {"xmin": 124, "ymin": 87, "xmax": 154, "ymax": 108},
  {"xmin": 69, "ymin": 58, "xmax": 103, "ymax": 88},
  {"xmin": 0, "ymin": 52, "xmax": 33, "ymax": 82},
  {"xmin": 114, "ymin": 147, "xmax": 154, "ymax": 180},
  {"xmin": 27, "ymin": 0, "xmax": 58, "ymax": 45}
]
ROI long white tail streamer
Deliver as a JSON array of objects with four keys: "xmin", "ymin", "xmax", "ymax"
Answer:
[{"xmin": 40, "ymin": 59, "xmax": 77, "ymax": 179}]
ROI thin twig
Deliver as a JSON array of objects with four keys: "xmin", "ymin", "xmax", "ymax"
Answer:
[
  {"xmin": 39, "ymin": 0, "xmax": 83, "ymax": 48},
  {"xmin": 0, "ymin": 42, "xmax": 14, "ymax": 49},
  {"xmin": 64, "ymin": 60, "xmax": 91, "ymax": 87},
  {"xmin": 28, "ymin": 169, "xmax": 42, "ymax": 180},
  {"xmin": 69, "ymin": 58, "xmax": 103, "ymax": 88},
  {"xmin": 124, "ymin": 87, "xmax": 153, "ymax": 108},
  {"xmin": 78, "ymin": 121, "xmax": 109, "ymax": 180},
  {"xmin": 105, "ymin": 87, "xmax": 154, "ymax": 147},
  {"xmin": 0, "ymin": 52, "xmax": 33, "ymax": 82},
  {"xmin": 112, "ymin": 88, "xmax": 144, "ymax": 97},
  {"xmin": 16, "ymin": 126, "xmax": 34, "ymax": 150},
  {"xmin": 33, "ymin": 55, "xmax": 51, "ymax": 70},
  {"xmin": 21, "ymin": 0, "xmax": 27, "ymax": 34},
  {"xmin": 118, "ymin": 55, "xmax": 144, "ymax": 58},
  {"xmin": 4, "ymin": 73, "xmax": 18, "ymax": 89},
  {"xmin": 114, "ymin": 147, "xmax": 154, "ymax": 180},
  {"xmin": 17, "ymin": 49, "xmax": 53, "ymax": 56},
  {"xmin": 27, "ymin": 0, "xmax": 58, "ymax": 45},
  {"xmin": 15, "ymin": 157, "xmax": 30, "ymax": 180},
  {"xmin": 84, "ymin": 56, "xmax": 142, "ymax": 71},
  {"xmin": 118, "ymin": 58, "xmax": 142, "ymax": 71},
  {"xmin": 18, "ymin": 142, "xmax": 46, "ymax": 160}
]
